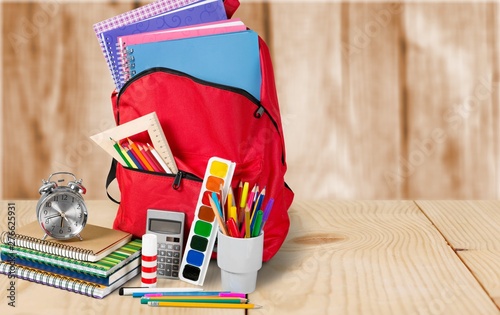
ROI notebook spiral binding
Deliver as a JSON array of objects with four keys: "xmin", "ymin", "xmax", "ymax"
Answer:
[
  {"xmin": 0, "ymin": 262, "xmax": 99, "ymax": 298},
  {"xmin": 117, "ymin": 41, "xmax": 135, "ymax": 90},
  {"xmin": 105, "ymin": 34, "xmax": 122, "ymax": 91},
  {"xmin": 1, "ymin": 231, "xmax": 93, "ymax": 262}
]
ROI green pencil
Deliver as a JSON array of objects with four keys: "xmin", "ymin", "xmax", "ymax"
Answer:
[{"xmin": 110, "ymin": 138, "xmax": 132, "ymax": 168}]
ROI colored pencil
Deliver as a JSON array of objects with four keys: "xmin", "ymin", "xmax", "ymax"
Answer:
[
  {"xmin": 128, "ymin": 138, "xmax": 154, "ymax": 171},
  {"xmin": 119, "ymin": 287, "xmax": 202, "ymax": 296},
  {"xmin": 140, "ymin": 144, "xmax": 163, "ymax": 173},
  {"xmin": 148, "ymin": 301, "xmax": 262, "ymax": 309},
  {"xmin": 147, "ymin": 143, "xmax": 172, "ymax": 174},
  {"xmin": 209, "ymin": 195, "xmax": 228, "ymax": 236},
  {"xmin": 110, "ymin": 138, "xmax": 132, "ymax": 167},
  {"xmin": 141, "ymin": 297, "xmax": 248, "ymax": 304},
  {"xmin": 244, "ymin": 204, "xmax": 251, "ymax": 238},
  {"xmin": 228, "ymin": 205, "xmax": 238, "ymax": 225},
  {"xmin": 226, "ymin": 218, "xmax": 239, "ymax": 237},
  {"xmin": 261, "ymin": 197, "xmax": 275, "ymax": 230},
  {"xmin": 123, "ymin": 145, "xmax": 140, "ymax": 169},
  {"xmin": 142, "ymin": 291, "xmax": 243, "ymax": 297}
]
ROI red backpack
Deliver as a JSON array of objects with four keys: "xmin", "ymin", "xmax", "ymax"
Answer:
[{"xmin": 106, "ymin": 35, "xmax": 293, "ymax": 262}]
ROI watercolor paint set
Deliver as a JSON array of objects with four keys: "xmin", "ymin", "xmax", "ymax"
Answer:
[{"xmin": 179, "ymin": 157, "xmax": 236, "ymax": 286}]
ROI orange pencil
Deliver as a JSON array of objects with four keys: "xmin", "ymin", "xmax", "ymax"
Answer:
[{"xmin": 128, "ymin": 138, "xmax": 154, "ymax": 171}]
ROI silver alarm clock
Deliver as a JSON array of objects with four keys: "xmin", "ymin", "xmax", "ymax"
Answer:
[{"xmin": 36, "ymin": 172, "xmax": 88, "ymax": 241}]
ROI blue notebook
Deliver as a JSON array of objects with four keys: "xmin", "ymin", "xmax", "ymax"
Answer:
[
  {"xmin": 125, "ymin": 30, "xmax": 262, "ymax": 100},
  {"xmin": 101, "ymin": 0, "xmax": 227, "ymax": 91}
]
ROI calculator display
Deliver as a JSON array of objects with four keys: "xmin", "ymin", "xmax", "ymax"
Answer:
[{"xmin": 149, "ymin": 219, "xmax": 181, "ymax": 234}]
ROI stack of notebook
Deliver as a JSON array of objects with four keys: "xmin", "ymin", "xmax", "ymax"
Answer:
[
  {"xmin": 0, "ymin": 221, "xmax": 141, "ymax": 299},
  {"xmin": 93, "ymin": 0, "xmax": 261, "ymax": 98}
]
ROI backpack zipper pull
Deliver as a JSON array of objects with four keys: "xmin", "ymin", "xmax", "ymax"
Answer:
[
  {"xmin": 254, "ymin": 106, "xmax": 265, "ymax": 118},
  {"xmin": 173, "ymin": 171, "xmax": 184, "ymax": 190}
]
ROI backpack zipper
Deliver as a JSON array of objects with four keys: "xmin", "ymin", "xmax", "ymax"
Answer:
[
  {"xmin": 125, "ymin": 167, "xmax": 202, "ymax": 190},
  {"xmin": 117, "ymin": 67, "xmax": 285, "ymax": 164}
]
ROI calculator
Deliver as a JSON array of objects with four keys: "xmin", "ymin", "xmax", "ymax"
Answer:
[{"xmin": 145, "ymin": 209, "xmax": 185, "ymax": 279}]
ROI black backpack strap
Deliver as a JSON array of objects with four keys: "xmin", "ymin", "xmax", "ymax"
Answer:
[{"xmin": 106, "ymin": 159, "xmax": 120, "ymax": 204}]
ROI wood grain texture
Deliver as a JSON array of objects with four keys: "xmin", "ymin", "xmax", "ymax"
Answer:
[
  {"xmin": 1, "ymin": 1, "xmax": 500, "ymax": 201},
  {"xmin": 266, "ymin": 2, "xmax": 403, "ymax": 199},
  {"xmin": 416, "ymin": 200, "xmax": 500, "ymax": 309},
  {"xmin": 402, "ymin": 3, "xmax": 500, "ymax": 199},
  {"xmin": 250, "ymin": 200, "xmax": 499, "ymax": 314},
  {"xmin": 2, "ymin": 2, "xmax": 131, "ymax": 200},
  {"xmin": 0, "ymin": 200, "xmax": 242, "ymax": 315}
]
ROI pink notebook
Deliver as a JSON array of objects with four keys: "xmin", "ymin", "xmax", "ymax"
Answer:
[{"xmin": 117, "ymin": 18, "xmax": 246, "ymax": 71}]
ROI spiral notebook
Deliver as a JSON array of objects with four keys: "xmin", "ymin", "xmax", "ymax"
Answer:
[
  {"xmin": 124, "ymin": 29, "xmax": 261, "ymax": 100},
  {"xmin": 93, "ymin": 0, "xmax": 200, "ymax": 90},
  {"xmin": 0, "ymin": 262, "xmax": 139, "ymax": 299},
  {"xmin": 2, "ymin": 221, "xmax": 132, "ymax": 262},
  {"xmin": 0, "ymin": 238, "xmax": 142, "ymax": 278},
  {"xmin": 100, "ymin": 0, "xmax": 227, "ymax": 90},
  {"xmin": 117, "ymin": 19, "xmax": 246, "ymax": 78}
]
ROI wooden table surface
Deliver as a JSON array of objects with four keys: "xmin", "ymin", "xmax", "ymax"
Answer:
[{"xmin": 0, "ymin": 200, "xmax": 499, "ymax": 314}]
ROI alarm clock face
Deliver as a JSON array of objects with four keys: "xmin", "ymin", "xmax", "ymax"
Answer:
[{"xmin": 37, "ymin": 188, "xmax": 88, "ymax": 240}]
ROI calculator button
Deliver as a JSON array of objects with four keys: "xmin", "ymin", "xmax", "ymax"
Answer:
[
  {"xmin": 158, "ymin": 256, "xmax": 166, "ymax": 263},
  {"xmin": 159, "ymin": 250, "xmax": 166, "ymax": 256},
  {"xmin": 172, "ymin": 271, "xmax": 179, "ymax": 278},
  {"xmin": 173, "ymin": 265, "xmax": 179, "ymax": 271},
  {"xmin": 174, "ymin": 245, "xmax": 181, "ymax": 251},
  {"xmin": 173, "ymin": 258, "xmax": 180, "ymax": 265},
  {"xmin": 173, "ymin": 252, "xmax": 180, "ymax": 258},
  {"xmin": 158, "ymin": 270, "xmax": 165, "ymax": 276},
  {"xmin": 159, "ymin": 243, "xmax": 167, "ymax": 249},
  {"xmin": 166, "ymin": 258, "xmax": 172, "ymax": 264},
  {"xmin": 167, "ymin": 244, "xmax": 173, "ymax": 250},
  {"xmin": 167, "ymin": 251, "xmax": 173, "ymax": 257}
]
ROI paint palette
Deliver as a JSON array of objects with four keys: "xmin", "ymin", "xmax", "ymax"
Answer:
[{"xmin": 179, "ymin": 157, "xmax": 236, "ymax": 286}]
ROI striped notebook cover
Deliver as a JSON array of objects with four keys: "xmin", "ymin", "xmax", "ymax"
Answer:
[
  {"xmin": 0, "ymin": 262, "xmax": 140, "ymax": 299},
  {"xmin": 1, "ymin": 252, "xmax": 140, "ymax": 286},
  {"xmin": 0, "ymin": 238, "xmax": 142, "ymax": 278}
]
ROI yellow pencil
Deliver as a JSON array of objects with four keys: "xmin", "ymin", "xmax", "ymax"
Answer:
[
  {"xmin": 229, "ymin": 205, "xmax": 238, "ymax": 225},
  {"xmin": 148, "ymin": 301, "xmax": 262, "ymax": 309},
  {"xmin": 245, "ymin": 204, "xmax": 251, "ymax": 238}
]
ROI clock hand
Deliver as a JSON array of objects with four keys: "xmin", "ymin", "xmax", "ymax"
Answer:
[{"xmin": 45, "ymin": 214, "xmax": 61, "ymax": 220}]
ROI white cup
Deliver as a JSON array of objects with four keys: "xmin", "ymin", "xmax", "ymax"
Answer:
[{"xmin": 216, "ymin": 230, "xmax": 263, "ymax": 293}]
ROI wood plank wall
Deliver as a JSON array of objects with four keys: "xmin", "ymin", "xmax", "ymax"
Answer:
[{"xmin": 1, "ymin": 1, "xmax": 499, "ymax": 201}]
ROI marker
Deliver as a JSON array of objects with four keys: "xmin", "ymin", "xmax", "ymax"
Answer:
[
  {"xmin": 142, "ymin": 291, "xmax": 235, "ymax": 297},
  {"xmin": 119, "ymin": 287, "xmax": 203, "ymax": 296},
  {"xmin": 251, "ymin": 210, "xmax": 264, "ymax": 237}
]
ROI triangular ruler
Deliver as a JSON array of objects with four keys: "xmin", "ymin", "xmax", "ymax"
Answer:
[{"xmin": 90, "ymin": 112, "xmax": 178, "ymax": 174}]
